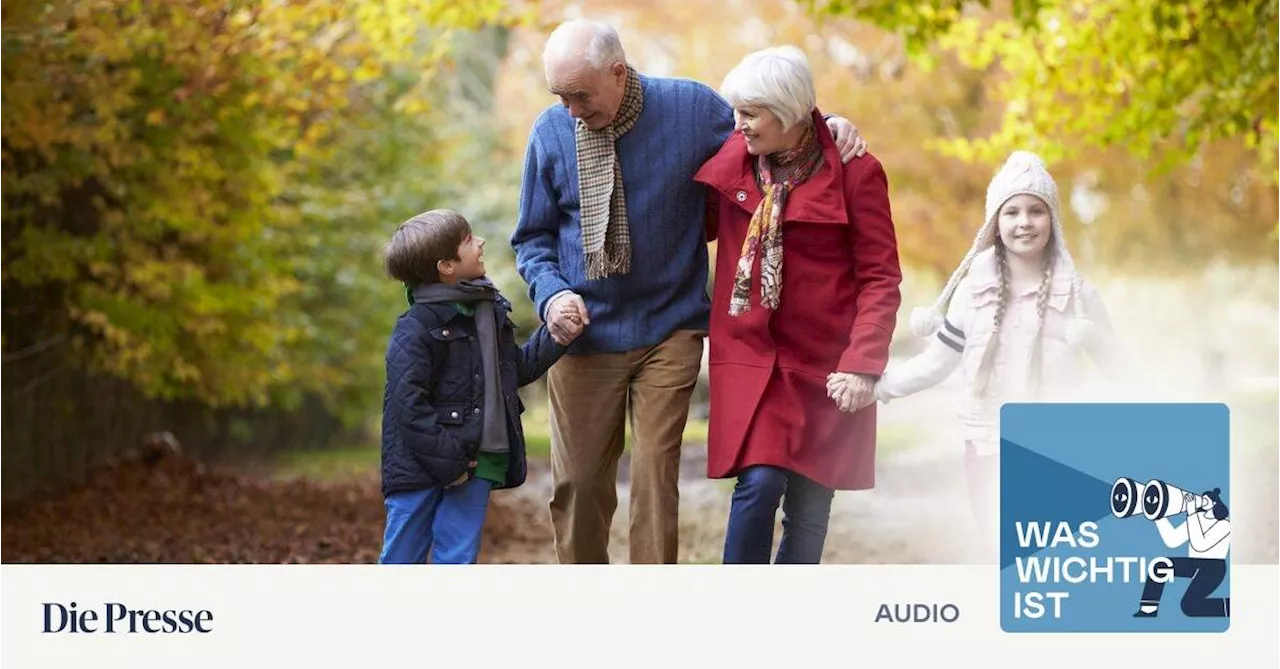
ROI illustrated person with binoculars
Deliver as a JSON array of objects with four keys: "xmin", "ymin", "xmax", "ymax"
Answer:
[{"xmin": 1134, "ymin": 486, "xmax": 1232, "ymax": 619}]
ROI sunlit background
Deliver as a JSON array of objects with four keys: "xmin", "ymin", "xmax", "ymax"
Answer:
[{"xmin": 3, "ymin": 0, "xmax": 1275, "ymax": 564}]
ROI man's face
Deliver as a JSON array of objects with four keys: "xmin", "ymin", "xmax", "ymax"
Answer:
[{"xmin": 546, "ymin": 60, "xmax": 628, "ymax": 130}]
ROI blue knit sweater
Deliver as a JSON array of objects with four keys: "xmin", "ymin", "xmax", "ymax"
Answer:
[{"xmin": 511, "ymin": 74, "xmax": 734, "ymax": 354}]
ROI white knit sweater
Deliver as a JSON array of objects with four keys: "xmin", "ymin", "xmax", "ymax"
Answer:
[{"xmin": 877, "ymin": 249, "xmax": 1117, "ymax": 454}]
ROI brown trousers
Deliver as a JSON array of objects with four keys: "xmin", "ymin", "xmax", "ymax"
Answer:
[{"xmin": 547, "ymin": 329, "xmax": 704, "ymax": 564}]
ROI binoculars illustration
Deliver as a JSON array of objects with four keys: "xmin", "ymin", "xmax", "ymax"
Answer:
[{"xmin": 1110, "ymin": 477, "xmax": 1212, "ymax": 521}]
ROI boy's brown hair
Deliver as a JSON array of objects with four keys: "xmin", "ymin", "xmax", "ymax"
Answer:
[{"xmin": 383, "ymin": 209, "xmax": 471, "ymax": 285}]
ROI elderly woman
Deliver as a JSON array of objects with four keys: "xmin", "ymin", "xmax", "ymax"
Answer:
[{"xmin": 693, "ymin": 47, "xmax": 903, "ymax": 564}]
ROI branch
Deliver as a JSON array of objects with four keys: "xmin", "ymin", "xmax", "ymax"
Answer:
[{"xmin": 1, "ymin": 332, "xmax": 68, "ymax": 362}]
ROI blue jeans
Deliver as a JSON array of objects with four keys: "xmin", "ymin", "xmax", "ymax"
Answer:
[
  {"xmin": 723, "ymin": 465, "xmax": 835, "ymax": 564},
  {"xmin": 379, "ymin": 477, "xmax": 492, "ymax": 564}
]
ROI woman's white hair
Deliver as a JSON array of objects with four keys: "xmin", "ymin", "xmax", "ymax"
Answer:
[
  {"xmin": 543, "ymin": 18, "xmax": 627, "ymax": 71},
  {"xmin": 720, "ymin": 46, "xmax": 816, "ymax": 131}
]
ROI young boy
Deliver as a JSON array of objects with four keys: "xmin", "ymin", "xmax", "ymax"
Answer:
[{"xmin": 378, "ymin": 209, "xmax": 580, "ymax": 564}]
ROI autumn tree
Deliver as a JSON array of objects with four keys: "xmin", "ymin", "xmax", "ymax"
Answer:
[
  {"xmin": 804, "ymin": 0, "xmax": 1279, "ymax": 176},
  {"xmin": 801, "ymin": 0, "xmax": 1279, "ymax": 272},
  {"xmin": 2, "ymin": 0, "xmax": 512, "ymax": 417},
  {"xmin": 492, "ymin": 0, "xmax": 1275, "ymax": 282}
]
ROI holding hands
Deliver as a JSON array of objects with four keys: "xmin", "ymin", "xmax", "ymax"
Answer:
[
  {"xmin": 547, "ymin": 292, "xmax": 590, "ymax": 346},
  {"xmin": 825, "ymin": 372, "xmax": 877, "ymax": 413}
]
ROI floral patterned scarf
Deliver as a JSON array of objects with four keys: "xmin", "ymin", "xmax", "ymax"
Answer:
[{"xmin": 728, "ymin": 120, "xmax": 824, "ymax": 316}]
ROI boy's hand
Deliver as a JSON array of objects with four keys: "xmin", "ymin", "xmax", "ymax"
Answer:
[
  {"xmin": 557, "ymin": 303, "xmax": 585, "ymax": 344},
  {"xmin": 547, "ymin": 292, "xmax": 589, "ymax": 345},
  {"xmin": 559, "ymin": 303, "xmax": 584, "ymax": 327},
  {"xmin": 445, "ymin": 461, "xmax": 477, "ymax": 489}
]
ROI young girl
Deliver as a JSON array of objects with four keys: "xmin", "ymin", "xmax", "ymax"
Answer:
[{"xmin": 873, "ymin": 150, "xmax": 1119, "ymax": 545}]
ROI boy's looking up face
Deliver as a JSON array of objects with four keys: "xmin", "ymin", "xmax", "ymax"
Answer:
[
  {"xmin": 384, "ymin": 210, "xmax": 486, "ymax": 287},
  {"xmin": 438, "ymin": 233, "xmax": 486, "ymax": 283}
]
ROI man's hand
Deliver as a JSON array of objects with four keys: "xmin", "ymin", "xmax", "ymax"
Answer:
[
  {"xmin": 824, "ymin": 116, "xmax": 868, "ymax": 163},
  {"xmin": 547, "ymin": 292, "xmax": 589, "ymax": 346},
  {"xmin": 555, "ymin": 301, "xmax": 585, "ymax": 345},
  {"xmin": 826, "ymin": 372, "xmax": 876, "ymax": 413}
]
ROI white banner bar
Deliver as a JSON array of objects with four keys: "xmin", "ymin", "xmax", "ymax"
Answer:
[{"xmin": 3, "ymin": 565, "xmax": 1275, "ymax": 667}]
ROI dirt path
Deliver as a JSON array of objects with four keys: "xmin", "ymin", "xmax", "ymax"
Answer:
[
  {"xmin": 472, "ymin": 382, "xmax": 1279, "ymax": 565},
  {"xmin": 0, "ymin": 434, "xmax": 985, "ymax": 565},
  {"xmin": 5, "ymin": 384, "xmax": 1274, "ymax": 565},
  {"xmin": 482, "ymin": 441, "xmax": 987, "ymax": 564},
  {"xmin": 481, "ymin": 387, "xmax": 998, "ymax": 564}
]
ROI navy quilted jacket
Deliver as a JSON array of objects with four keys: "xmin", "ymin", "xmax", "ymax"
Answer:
[{"xmin": 380, "ymin": 292, "xmax": 563, "ymax": 496}]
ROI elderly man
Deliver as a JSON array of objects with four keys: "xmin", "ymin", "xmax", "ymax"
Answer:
[{"xmin": 512, "ymin": 18, "xmax": 868, "ymax": 564}]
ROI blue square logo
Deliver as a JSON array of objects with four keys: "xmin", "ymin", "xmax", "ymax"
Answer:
[{"xmin": 1000, "ymin": 403, "xmax": 1231, "ymax": 633}]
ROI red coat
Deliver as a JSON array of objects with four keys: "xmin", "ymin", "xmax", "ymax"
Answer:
[{"xmin": 692, "ymin": 110, "xmax": 903, "ymax": 491}]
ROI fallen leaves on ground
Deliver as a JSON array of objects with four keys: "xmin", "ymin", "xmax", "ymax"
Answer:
[
  {"xmin": 1, "ymin": 449, "xmax": 553, "ymax": 564},
  {"xmin": 13, "ymin": 443, "xmax": 1265, "ymax": 566}
]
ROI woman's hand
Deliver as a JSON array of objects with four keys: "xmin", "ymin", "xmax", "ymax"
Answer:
[{"xmin": 826, "ymin": 372, "xmax": 876, "ymax": 413}]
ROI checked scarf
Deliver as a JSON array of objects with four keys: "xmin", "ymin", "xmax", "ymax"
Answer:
[{"xmin": 575, "ymin": 65, "xmax": 645, "ymax": 280}]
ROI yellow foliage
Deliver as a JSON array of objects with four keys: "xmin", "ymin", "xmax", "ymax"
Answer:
[{"xmin": 2, "ymin": 0, "xmax": 511, "ymax": 408}]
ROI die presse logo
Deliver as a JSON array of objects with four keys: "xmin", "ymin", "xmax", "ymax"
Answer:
[{"xmin": 1000, "ymin": 404, "xmax": 1230, "ymax": 633}]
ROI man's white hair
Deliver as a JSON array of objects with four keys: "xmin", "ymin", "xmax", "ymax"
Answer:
[
  {"xmin": 543, "ymin": 18, "xmax": 627, "ymax": 71},
  {"xmin": 720, "ymin": 46, "xmax": 816, "ymax": 131}
]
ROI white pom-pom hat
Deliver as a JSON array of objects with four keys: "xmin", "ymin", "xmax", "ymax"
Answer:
[{"xmin": 911, "ymin": 150, "xmax": 1094, "ymax": 344}]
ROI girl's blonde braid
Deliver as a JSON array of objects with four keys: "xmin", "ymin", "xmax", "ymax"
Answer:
[
  {"xmin": 1026, "ymin": 251, "xmax": 1055, "ymax": 396},
  {"xmin": 973, "ymin": 241, "xmax": 1010, "ymax": 398}
]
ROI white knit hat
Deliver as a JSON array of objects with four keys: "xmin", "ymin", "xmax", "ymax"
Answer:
[{"xmin": 909, "ymin": 150, "xmax": 1095, "ymax": 346}]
